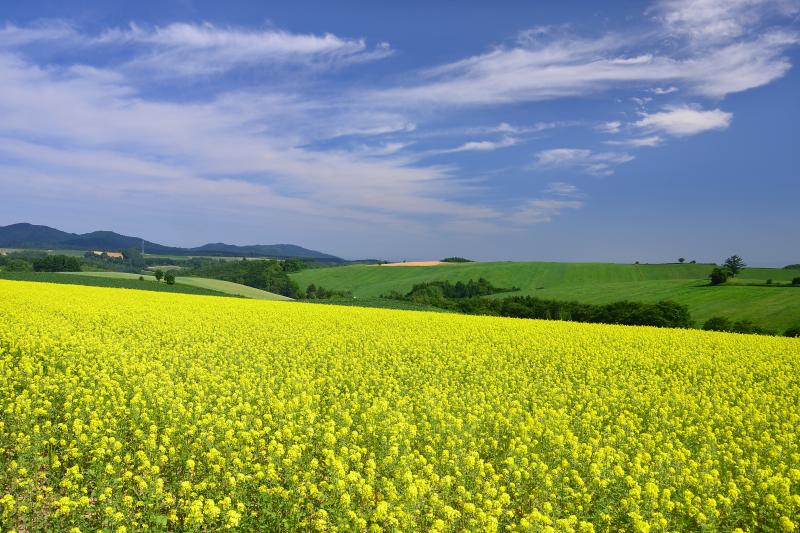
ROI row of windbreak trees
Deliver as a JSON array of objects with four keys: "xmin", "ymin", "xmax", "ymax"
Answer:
[
  {"xmin": 384, "ymin": 280, "xmax": 693, "ymax": 329},
  {"xmin": 0, "ymin": 253, "xmax": 81, "ymax": 272},
  {"xmin": 185, "ymin": 258, "xmax": 347, "ymax": 299}
]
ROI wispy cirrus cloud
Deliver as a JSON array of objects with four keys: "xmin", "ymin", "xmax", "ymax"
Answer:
[
  {"xmin": 438, "ymin": 136, "xmax": 519, "ymax": 154},
  {"xmin": 0, "ymin": 21, "xmax": 392, "ymax": 77},
  {"xmin": 605, "ymin": 135, "xmax": 663, "ymax": 147},
  {"xmin": 536, "ymin": 148, "xmax": 634, "ymax": 176},
  {"xmin": 596, "ymin": 121, "xmax": 622, "ymax": 134},
  {"xmin": 511, "ymin": 182, "xmax": 585, "ymax": 224},
  {"xmin": 653, "ymin": 0, "xmax": 799, "ymax": 45},
  {"xmin": 0, "ymin": 48, "xmax": 500, "ymax": 233},
  {"xmin": 368, "ymin": 25, "xmax": 797, "ymax": 106},
  {"xmin": 544, "ymin": 181, "xmax": 580, "ymax": 195}
]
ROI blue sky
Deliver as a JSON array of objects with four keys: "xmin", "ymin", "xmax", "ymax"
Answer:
[{"xmin": 1, "ymin": 0, "xmax": 798, "ymax": 264}]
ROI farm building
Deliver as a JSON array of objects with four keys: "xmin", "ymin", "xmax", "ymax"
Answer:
[{"xmin": 92, "ymin": 251, "xmax": 124, "ymax": 259}]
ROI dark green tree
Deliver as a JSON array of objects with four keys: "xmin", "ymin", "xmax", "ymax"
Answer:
[
  {"xmin": 709, "ymin": 267, "xmax": 729, "ymax": 285},
  {"xmin": 703, "ymin": 316, "xmax": 732, "ymax": 332},
  {"xmin": 154, "ymin": 269, "xmax": 164, "ymax": 282},
  {"xmin": 678, "ymin": 257, "xmax": 685, "ymax": 263},
  {"xmin": 723, "ymin": 255, "xmax": 745, "ymax": 277},
  {"xmin": 123, "ymin": 247, "xmax": 145, "ymax": 268},
  {"xmin": 3, "ymin": 258, "xmax": 33, "ymax": 272},
  {"xmin": 281, "ymin": 258, "xmax": 307, "ymax": 273},
  {"xmin": 32, "ymin": 255, "xmax": 82, "ymax": 272},
  {"xmin": 164, "ymin": 271, "xmax": 176, "ymax": 285}
]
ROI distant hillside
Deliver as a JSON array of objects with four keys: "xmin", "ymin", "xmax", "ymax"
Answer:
[
  {"xmin": 60, "ymin": 231, "xmax": 182, "ymax": 254},
  {"xmin": 290, "ymin": 261, "xmax": 800, "ymax": 331},
  {"xmin": 0, "ymin": 223, "xmax": 76, "ymax": 247},
  {"xmin": 0, "ymin": 223, "xmax": 343, "ymax": 261},
  {"xmin": 191, "ymin": 242, "xmax": 342, "ymax": 261}
]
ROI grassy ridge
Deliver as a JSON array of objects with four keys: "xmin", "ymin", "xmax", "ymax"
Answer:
[
  {"xmin": 60, "ymin": 271, "xmax": 291, "ymax": 301},
  {"xmin": 0, "ymin": 272, "xmax": 229, "ymax": 297},
  {"xmin": 291, "ymin": 262, "xmax": 800, "ymax": 330}
]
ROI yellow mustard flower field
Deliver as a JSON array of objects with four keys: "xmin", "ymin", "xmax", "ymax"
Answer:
[{"xmin": 0, "ymin": 280, "xmax": 799, "ymax": 532}]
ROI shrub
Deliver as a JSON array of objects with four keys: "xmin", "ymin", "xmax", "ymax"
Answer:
[
  {"xmin": 766, "ymin": 279, "xmax": 773, "ymax": 285},
  {"xmin": 304, "ymin": 283, "xmax": 352, "ymax": 299},
  {"xmin": 785, "ymin": 327, "xmax": 800, "ymax": 338},
  {"xmin": 703, "ymin": 316, "xmax": 732, "ymax": 332},
  {"xmin": 709, "ymin": 267, "xmax": 729, "ymax": 285},
  {"xmin": 441, "ymin": 257, "xmax": 474, "ymax": 263},
  {"xmin": 2, "ymin": 258, "xmax": 33, "ymax": 272},
  {"xmin": 793, "ymin": 277, "xmax": 800, "ymax": 286}
]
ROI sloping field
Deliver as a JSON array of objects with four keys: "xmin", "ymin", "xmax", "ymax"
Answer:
[
  {"xmin": 60, "ymin": 270, "xmax": 291, "ymax": 301},
  {"xmin": 291, "ymin": 262, "xmax": 800, "ymax": 330},
  {"xmin": 0, "ymin": 280, "xmax": 798, "ymax": 531},
  {"xmin": 0, "ymin": 271, "xmax": 228, "ymax": 297}
]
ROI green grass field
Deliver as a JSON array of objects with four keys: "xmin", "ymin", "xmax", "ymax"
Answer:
[
  {"xmin": 291, "ymin": 262, "xmax": 800, "ymax": 330},
  {"xmin": 60, "ymin": 271, "xmax": 291, "ymax": 301},
  {"xmin": 0, "ymin": 272, "xmax": 229, "ymax": 297},
  {"xmin": 305, "ymin": 297, "xmax": 451, "ymax": 312}
]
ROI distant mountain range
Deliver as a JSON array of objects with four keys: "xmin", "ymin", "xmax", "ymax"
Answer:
[{"xmin": 0, "ymin": 223, "xmax": 343, "ymax": 262}]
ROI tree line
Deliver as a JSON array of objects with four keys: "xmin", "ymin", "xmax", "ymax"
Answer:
[
  {"xmin": 0, "ymin": 253, "xmax": 81, "ymax": 272},
  {"xmin": 383, "ymin": 279, "xmax": 692, "ymax": 329},
  {"xmin": 185, "ymin": 258, "xmax": 345, "ymax": 299}
]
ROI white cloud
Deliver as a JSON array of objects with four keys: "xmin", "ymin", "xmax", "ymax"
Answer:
[
  {"xmin": 634, "ymin": 105, "xmax": 732, "ymax": 135},
  {"xmin": 651, "ymin": 86, "xmax": 679, "ymax": 94},
  {"xmin": 0, "ymin": 50, "xmax": 502, "ymax": 232},
  {"xmin": 536, "ymin": 148, "xmax": 634, "ymax": 176},
  {"xmin": 0, "ymin": 22, "xmax": 77, "ymax": 46},
  {"xmin": 510, "ymin": 181, "xmax": 584, "ymax": 225},
  {"xmin": 1, "ymin": 4, "xmax": 797, "ymax": 242},
  {"xmin": 596, "ymin": 121, "xmax": 622, "ymax": 133},
  {"xmin": 606, "ymin": 135, "xmax": 663, "ymax": 147},
  {"xmin": 2, "ymin": 22, "xmax": 392, "ymax": 77},
  {"xmin": 439, "ymin": 137, "xmax": 519, "ymax": 154},
  {"xmin": 511, "ymin": 198, "xmax": 584, "ymax": 224},
  {"xmin": 544, "ymin": 181, "xmax": 579, "ymax": 195},
  {"xmin": 655, "ymin": 0, "xmax": 799, "ymax": 45},
  {"xmin": 369, "ymin": 25, "xmax": 798, "ymax": 106}
]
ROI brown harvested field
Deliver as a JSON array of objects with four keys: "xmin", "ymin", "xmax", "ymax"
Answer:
[{"xmin": 378, "ymin": 261, "xmax": 444, "ymax": 267}]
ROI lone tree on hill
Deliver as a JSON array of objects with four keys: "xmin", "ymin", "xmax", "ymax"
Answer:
[
  {"xmin": 723, "ymin": 255, "xmax": 746, "ymax": 277},
  {"xmin": 709, "ymin": 267, "xmax": 729, "ymax": 285},
  {"xmin": 154, "ymin": 269, "xmax": 164, "ymax": 282},
  {"xmin": 164, "ymin": 271, "xmax": 176, "ymax": 285},
  {"xmin": 678, "ymin": 257, "xmax": 685, "ymax": 263}
]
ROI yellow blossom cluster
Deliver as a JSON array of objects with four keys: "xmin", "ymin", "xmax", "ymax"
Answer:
[{"xmin": 0, "ymin": 280, "xmax": 798, "ymax": 531}]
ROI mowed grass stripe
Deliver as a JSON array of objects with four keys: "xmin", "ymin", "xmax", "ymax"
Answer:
[{"xmin": 60, "ymin": 271, "xmax": 291, "ymax": 301}]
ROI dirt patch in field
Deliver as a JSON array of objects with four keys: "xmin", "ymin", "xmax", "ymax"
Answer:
[{"xmin": 378, "ymin": 261, "xmax": 444, "ymax": 267}]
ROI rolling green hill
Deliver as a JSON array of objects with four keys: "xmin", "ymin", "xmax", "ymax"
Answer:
[
  {"xmin": 59, "ymin": 271, "xmax": 292, "ymax": 301},
  {"xmin": 291, "ymin": 262, "xmax": 800, "ymax": 330},
  {"xmin": 0, "ymin": 272, "xmax": 229, "ymax": 297}
]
